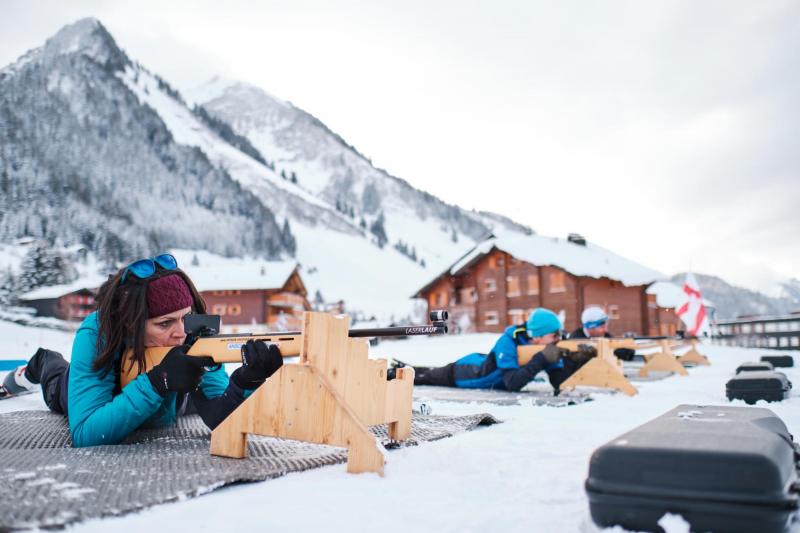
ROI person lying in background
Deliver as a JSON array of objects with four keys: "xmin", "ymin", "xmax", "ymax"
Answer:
[
  {"xmin": 567, "ymin": 306, "xmax": 635, "ymax": 361},
  {"xmin": 1, "ymin": 253, "xmax": 283, "ymax": 447},
  {"xmin": 388, "ymin": 307, "xmax": 597, "ymax": 393}
]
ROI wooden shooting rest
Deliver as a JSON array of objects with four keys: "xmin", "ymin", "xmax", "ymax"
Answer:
[
  {"xmin": 637, "ymin": 339, "xmax": 689, "ymax": 377},
  {"xmin": 517, "ymin": 339, "xmax": 638, "ymax": 396},
  {"xmin": 676, "ymin": 339, "xmax": 710, "ymax": 367},
  {"xmin": 208, "ymin": 311, "xmax": 414, "ymax": 476},
  {"xmin": 121, "ymin": 312, "xmax": 414, "ymax": 475}
]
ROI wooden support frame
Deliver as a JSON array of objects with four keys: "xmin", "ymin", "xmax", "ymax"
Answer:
[
  {"xmin": 209, "ymin": 311, "xmax": 415, "ymax": 476},
  {"xmin": 638, "ymin": 340, "xmax": 689, "ymax": 377},
  {"xmin": 558, "ymin": 339, "xmax": 638, "ymax": 396},
  {"xmin": 518, "ymin": 339, "xmax": 638, "ymax": 396},
  {"xmin": 677, "ymin": 340, "xmax": 710, "ymax": 366}
]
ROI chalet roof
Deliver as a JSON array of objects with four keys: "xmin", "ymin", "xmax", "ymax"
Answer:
[
  {"xmin": 18, "ymin": 250, "xmax": 303, "ymax": 301},
  {"xmin": 19, "ymin": 274, "xmax": 108, "ymax": 301},
  {"xmin": 416, "ymin": 233, "xmax": 665, "ymax": 296},
  {"xmin": 172, "ymin": 250, "xmax": 301, "ymax": 293}
]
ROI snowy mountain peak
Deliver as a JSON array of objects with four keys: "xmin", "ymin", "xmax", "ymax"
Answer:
[{"xmin": 42, "ymin": 18, "xmax": 128, "ymax": 72}]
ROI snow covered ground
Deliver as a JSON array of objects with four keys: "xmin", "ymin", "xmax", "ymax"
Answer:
[{"xmin": 1, "ymin": 321, "xmax": 799, "ymax": 533}]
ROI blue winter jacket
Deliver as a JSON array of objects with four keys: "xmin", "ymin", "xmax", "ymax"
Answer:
[
  {"xmin": 452, "ymin": 324, "xmax": 565, "ymax": 391},
  {"xmin": 67, "ymin": 312, "xmax": 232, "ymax": 447}
]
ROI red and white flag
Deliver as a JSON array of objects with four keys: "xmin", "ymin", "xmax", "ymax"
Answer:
[{"xmin": 675, "ymin": 273, "xmax": 708, "ymax": 336}]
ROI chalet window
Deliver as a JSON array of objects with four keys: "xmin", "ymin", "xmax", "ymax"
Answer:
[
  {"xmin": 741, "ymin": 324, "xmax": 752, "ymax": 333},
  {"xmin": 526, "ymin": 274, "xmax": 539, "ymax": 295},
  {"xmin": 768, "ymin": 337, "xmax": 778, "ymax": 347},
  {"xmin": 212, "ymin": 303, "xmax": 242, "ymax": 316},
  {"xmin": 484, "ymin": 278, "xmax": 496, "ymax": 293},
  {"xmin": 507, "ymin": 309, "xmax": 525, "ymax": 325},
  {"xmin": 765, "ymin": 323, "xmax": 777, "ymax": 332},
  {"xmin": 484, "ymin": 311, "xmax": 499, "ymax": 325},
  {"xmin": 791, "ymin": 337, "xmax": 799, "ymax": 347},
  {"xmin": 754, "ymin": 323, "xmax": 763, "ymax": 333},
  {"xmin": 548, "ymin": 271, "xmax": 566, "ymax": 293},
  {"xmin": 460, "ymin": 287, "xmax": 477, "ymax": 304},
  {"xmin": 506, "ymin": 276, "xmax": 520, "ymax": 297},
  {"xmin": 608, "ymin": 305, "xmax": 620, "ymax": 319}
]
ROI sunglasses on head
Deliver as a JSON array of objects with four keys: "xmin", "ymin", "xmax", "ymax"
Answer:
[{"xmin": 120, "ymin": 253, "xmax": 178, "ymax": 284}]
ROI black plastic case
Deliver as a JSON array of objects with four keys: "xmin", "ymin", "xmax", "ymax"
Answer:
[
  {"xmin": 736, "ymin": 361, "xmax": 774, "ymax": 373},
  {"xmin": 726, "ymin": 371, "xmax": 792, "ymax": 404},
  {"xmin": 762, "ymin": 355, "xmax": 795, "ymax": 368},
  {"xmin": 586, "ymin": 404, "xmax": 800, "ymax": 533}
]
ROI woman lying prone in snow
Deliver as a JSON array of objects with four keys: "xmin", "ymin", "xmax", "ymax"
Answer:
[{"xmin": 2, "ymin": 253, "xmax": 283, "ymax": 446}]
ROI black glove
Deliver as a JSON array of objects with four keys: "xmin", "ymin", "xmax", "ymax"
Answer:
[
  {"xmin": 147, "ymin": 345, "xmax": 213, "ymax": 396},
  {"xmin": 566, "ymin": 344, "xmax": 597, "ymax": 365},
  {"xmin": 231, "ymin": 340, "xmax": 283, "ymax": 389},
  {"xmin": 540, "ymin": 343, "xmax": 568, "ymax": 364},
  {"xmin": 613, "ymin": 348, "xmax": 636, "ymax": 362}
]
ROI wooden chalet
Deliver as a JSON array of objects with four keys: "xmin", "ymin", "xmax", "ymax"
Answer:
[
  {"xmin": 182, "ymin": 259, "xmax": 310, "ymax": 332},
  {"xmin": 18, "ymin": 275, "xmax": 107, "ymax": 321},
  {"xmin": 414, "ymin": 233, "xmax": 668, "ymax": 336}
]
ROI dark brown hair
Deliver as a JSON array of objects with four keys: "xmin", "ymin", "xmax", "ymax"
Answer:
[{"xmin": 92, "ymin": 267, "xmax": 206, "ymax": 376}]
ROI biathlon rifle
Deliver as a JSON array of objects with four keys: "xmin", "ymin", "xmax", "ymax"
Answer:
[{"xmin": 120, "ymin": 310, "xmax": 449, "ymax": 388}]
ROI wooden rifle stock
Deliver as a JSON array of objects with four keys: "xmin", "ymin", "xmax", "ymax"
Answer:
[{"xmin": 516, "ymin": 338, "xmax": 650, "ymax": 365}]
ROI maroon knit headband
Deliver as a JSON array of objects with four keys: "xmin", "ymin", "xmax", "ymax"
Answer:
[{"xmin": 146, "ymin": 274, "xmax": 194, "ymax": 318}]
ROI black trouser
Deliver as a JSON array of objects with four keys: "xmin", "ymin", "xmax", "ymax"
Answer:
[
  {"xmin": 26, "ymin": 348, "xmax": 70, "ymax": 415},
  {"xmin": 413, "ymin": 363, "xmax": 456, "ymax": 387}
]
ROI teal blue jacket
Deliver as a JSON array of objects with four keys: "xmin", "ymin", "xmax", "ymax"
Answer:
[{"xmin": 67, "ymin": 312, "xmax": 230, "ymax": 447}]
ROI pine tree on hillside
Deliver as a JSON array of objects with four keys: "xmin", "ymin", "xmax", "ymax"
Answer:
[
  {"xmin": 313, "ymin": 289, "xmax": 324, "ymax": 310},
  {"xmin": 370, "ymin": 212, "xmax": 388, "ymax": 249},
  {"xmin": 281, "ymin": 219, "xmax": 297, "ymax": 257},
  {"xmin": 0, "ymin": 268, "xmax": 15, "ymax": 305},
  {"xmin": 290, "ymin": 171, "xmax": 298, "ymax": 184},
  {"xmin": 15, "ymin": 242, "xmax": 78, "ymax": 297}
]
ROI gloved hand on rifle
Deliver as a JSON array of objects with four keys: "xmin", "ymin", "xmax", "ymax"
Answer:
[
  {"xmin": 613, "ymin": 348, "xmax": 636, "ymax": 362},
  {"xmin": 566, "ymin": 344, "xmax": 597, "ymax": 366},
  {"xmin": 539, "ymin": 343, "xmax": 569, "ymax": 364},
  {"xmin": 147, "ymin": 344, "xmax": 215, "ymax": 396},
  {"xmin": 231, "ymin": 340, "xmax": 283, "ymax": 389}
]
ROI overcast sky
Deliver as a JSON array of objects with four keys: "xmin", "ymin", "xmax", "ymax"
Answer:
[{"xmin": 2, "ymin": 1, "xmax": 798, "ymax": 294}]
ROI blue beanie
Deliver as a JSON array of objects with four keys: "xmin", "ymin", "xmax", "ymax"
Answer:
[{"xmin": 526, "ymin": 308, "xmax": 562, "ymax": 338}]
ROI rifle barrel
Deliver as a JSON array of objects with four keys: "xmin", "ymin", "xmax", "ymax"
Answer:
[{"xmin": 198, "ymin": 324, "xmax": 448, "ymax": 340}]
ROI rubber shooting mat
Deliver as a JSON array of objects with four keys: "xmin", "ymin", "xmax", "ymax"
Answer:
[
  {"xmin": 0, "ymin": 410, "xmax": 498, "ymax": 531},
  {"xmin": 413, "ymin": 385, "xmax": 594, "ymax": 407}
]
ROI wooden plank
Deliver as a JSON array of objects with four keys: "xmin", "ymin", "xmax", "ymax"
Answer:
[
  {"xmin": 559, "ymin": 358, "xmax": 638, "ymax": 396},
  {"xmin": 677, "ymin": 341, "xmax": 710, "ymax": 366},
  {"xmin": 638, "ymin": 340, "xmax": 689, "ymax": 376}
]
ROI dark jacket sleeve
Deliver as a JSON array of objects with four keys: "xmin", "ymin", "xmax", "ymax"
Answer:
[
  {"xmin": 501, "ymin": 353, "xmax": 549, "ymax": 392},
  {"xmin": 189, "ymin": 379, "xmax": 249, "ymax": 430}
]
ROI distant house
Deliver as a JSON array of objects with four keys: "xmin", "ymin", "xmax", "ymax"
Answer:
[
  {"xmin": 18, "ymin": 276, "xmax": 107, "ymax": 321},
  {"xmin": 182, "ymin": 260, "xmax": 310, "ymax": 332},
  {"xmin": 413, "ymin": 233, "xmax": 666, "ymax": 336},
  {"xmin": 712, "ymin": 312, "xmax": 800, "ymax": 350}
]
